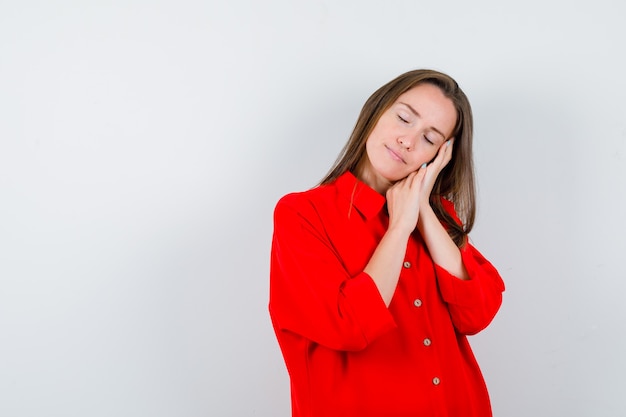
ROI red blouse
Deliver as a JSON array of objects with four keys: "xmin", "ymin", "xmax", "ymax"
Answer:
[{"xmin": 269, "ymin": 172, "xmax": 504, "ymax": 417}]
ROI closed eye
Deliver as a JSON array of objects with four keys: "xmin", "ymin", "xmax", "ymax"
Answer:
[
  {"xmin": 397, "ymin": 114, "xmax": 409, "ymax": 123},
  {"xmin": 424, "ymin": 136, "xmax": 434, "ymax": 145}
]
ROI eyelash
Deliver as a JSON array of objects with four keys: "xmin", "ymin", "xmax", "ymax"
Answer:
[{"xmin": 398, "ymin": 113, "xmax": 436, "ymax": 145}]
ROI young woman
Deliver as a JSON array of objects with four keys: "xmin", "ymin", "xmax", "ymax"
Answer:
[{"xmin": 269, "ymin": 69, "xmax": 505, "ymax": 417}]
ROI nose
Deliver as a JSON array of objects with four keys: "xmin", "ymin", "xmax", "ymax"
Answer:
[{"xmin": 397, "ymin": 136, "xmax": 414, "ymax": 151}]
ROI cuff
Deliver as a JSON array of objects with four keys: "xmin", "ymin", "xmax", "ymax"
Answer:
[
  {"xmin": 435, "ymin": 249, "xmax": 486, "ymax": 307},
  {"xmin": 341, "ymin": 272, "xmax": 397, "ymax": 343}
]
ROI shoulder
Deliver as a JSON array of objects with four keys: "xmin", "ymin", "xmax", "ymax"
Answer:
[
  {"xmin": 439, "ymin": 197, "xmax": 462, "ymax": 226},
  {"xmin": 275, "ymin": 184, "xmax": 333, "ymax": 209},
  {"xmin": 274, "ymin": 184, "xmax": 338, "ymax": 221},
  {"xmin": 440, "ymin": 197, "xmax": 456, "ymax": 214},
  {"xmin": 273, "ymin": 185, "xmax": 345, "ymax": 243}
]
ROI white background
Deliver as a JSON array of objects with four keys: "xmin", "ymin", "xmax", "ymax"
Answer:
[{"xmin": 1, "ymin": 1, "xmax": 625, "ymax": 416}]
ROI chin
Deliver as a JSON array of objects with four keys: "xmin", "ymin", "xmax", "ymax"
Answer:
[{"xmin": 385, "ymin": 171, "xmax": 409, "ymax": 183}]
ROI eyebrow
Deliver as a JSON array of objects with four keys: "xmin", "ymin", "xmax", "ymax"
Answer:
[{"xmin": 398, "ymin": 102, "xmax": 447, "ymax": 140}]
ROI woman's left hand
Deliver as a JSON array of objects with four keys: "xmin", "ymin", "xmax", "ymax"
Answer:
[{"xmin": 419, "ymin": 139, "xmax": 454, "ymax": 209}]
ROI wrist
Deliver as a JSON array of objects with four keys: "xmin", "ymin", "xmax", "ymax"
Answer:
[
  {"xmin": 386, "ymin": 223, "xmax": 413, "ymax": 241},
  {"xmin": 419, "ymin": 200, "xmax": 434, "ymax": 215},
  {"xmin": 417, "ymin": 202, "xmax": 436, "ymax": 232}
]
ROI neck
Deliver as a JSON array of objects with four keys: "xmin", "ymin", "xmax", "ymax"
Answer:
[{"xmin": 355, "ymin": 159, "xmax": 392, "ymax": 195}]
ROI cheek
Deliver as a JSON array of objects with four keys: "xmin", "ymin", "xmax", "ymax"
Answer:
[
  {"xmin": 364, "ymin": 135, "xmax": 375, "ymax": 156},
  {"xmin": 406, "ymin": 148, "xmax": 439, "ymax": 171},
  {"xmin": 370, "ymin": 117, "xmax": 397, "ymax": 138},
  {"xmin": 427, "ymin": 148, "xmax": 439, "ymax": 162}
]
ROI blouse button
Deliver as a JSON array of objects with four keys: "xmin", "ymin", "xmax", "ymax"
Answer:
[
  {"xmin": 423, "ymin": 338, "xmax": 432, "ymax": 347},
  {"xmin": 432, "ymin": 377, "xmax": 441, "ymax": 385},
  {"xmin": 403, "ymin": 261, "xmax": 411, "ymax": 268},
  {"xmin": 413, "ymin": 299, "xmax": 422, "ymax": 308}
]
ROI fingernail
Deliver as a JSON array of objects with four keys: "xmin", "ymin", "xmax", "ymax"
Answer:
[
  {"xmin": 446, "ymin": 140, "xmax": 451, "ymax": 147},
  {"xmin": 421, "ymin": 163, "xmax": 427, "ymax": 169}
]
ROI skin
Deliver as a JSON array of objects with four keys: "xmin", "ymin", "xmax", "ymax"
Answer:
[{"xmin": 358, "ymin": 83, "xmax": 470, "ymax": 306}]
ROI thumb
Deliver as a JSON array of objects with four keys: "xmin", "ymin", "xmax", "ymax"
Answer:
[{"xmin": 410, "ymin": 163, "xmax": 427, "ymax": 188}]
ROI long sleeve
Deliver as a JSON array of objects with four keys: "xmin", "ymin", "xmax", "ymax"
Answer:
[
  {"xmin": 269, "ymin": 174, "xmax": 503, "ymax": 417},
  {"xmin": 434, "ymin": 199, "xmax": 505, "ymax": 335},
  {"xmin": 269, "ymin": 193, "xmax": 396, "ymax": 352},
  {"xmin": 435, "ymin": 243, "xmax": 504, "ymax": 335}
]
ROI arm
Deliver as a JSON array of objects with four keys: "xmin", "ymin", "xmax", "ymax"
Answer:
[
  {"xmin": 434, "ymin": 240, "xmax": 505, "ymax": 335},
  {"xmin": 269, "ymin": 194, "xmax": 396, "ymax": 352},
  {"xmin": 416, "ymin": 139, "xmax": 468, "ymax": 280},
  {"xmin": 416, "ymin": 202, "xmax": 469, "ymax": 280},
  {"xmin": 417, "ymin": 140, "xmax": 504, "ymax": 334},
  {"xmin": 364, "ymin": 169, "xmax": 429, "ymax": 305},
  {"xmin": 270, "ymin": 169, "xmax": 431, "ymax": 351}
]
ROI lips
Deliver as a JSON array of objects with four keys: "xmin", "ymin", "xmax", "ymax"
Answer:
[{"xmin": 385, "ymin": 145, "xmax": 406, "ymax": 164}]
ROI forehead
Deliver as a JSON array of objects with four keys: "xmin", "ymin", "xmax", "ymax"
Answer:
[{"xmin": 395, "ymin": 83, "xmax": 452, "ymax": 108}]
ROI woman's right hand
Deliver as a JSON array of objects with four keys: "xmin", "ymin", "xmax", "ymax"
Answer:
[{"xmin": 385, "ymin": 165, "xmax": 427, "ymax": 236}]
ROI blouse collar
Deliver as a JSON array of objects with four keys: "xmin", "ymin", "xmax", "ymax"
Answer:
[{"xmin": 335, "ymin": 171, "xmax": 386, "ymax": 220}]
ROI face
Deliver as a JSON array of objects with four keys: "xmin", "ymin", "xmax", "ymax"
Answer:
[{"xmin": 361, "ymin": 83, "xmax": 457, "ymax": 192}]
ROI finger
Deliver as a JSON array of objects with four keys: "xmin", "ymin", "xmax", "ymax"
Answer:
[
  {"xmin": 425, "ymin": 142, "xmax": 447, "ymax": 171},
  {"xmin": 432, "ymin": 139, "xmax": 453, "ymax": 168},
  {"xmin": 442, "ymin": 139, "xmax": 454, "ymax": 164},
  {"xmin": 405, "ymin": 162, "xmax": 430, "ymax": 191},
  {"xmin": 437, "ymin": 140, "xmax": 450, "ymax": 158},
  {"xmin": 404, "ymin": 170, "xmax": 420, "ymax": 188},
  {"xmin": 394, "ymin": 172, "xmax": 412, "ymax": 188},
  {"xmin": 410, "ymin": 164, "xmax": 427, "ymax": 188},
  {"xmin": 416, "ymin": 165, "xmax": 427, "ymax": 180}
]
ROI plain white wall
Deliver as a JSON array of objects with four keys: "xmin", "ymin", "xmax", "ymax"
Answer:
[{"xmin": 1, "ymin": 1, "xmax": 625, "ymax": 416}]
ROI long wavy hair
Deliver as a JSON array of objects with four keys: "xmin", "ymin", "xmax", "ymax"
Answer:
[{"xmin": 320, "ymin": 69, "xmax": 476, "ymax": 248}]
